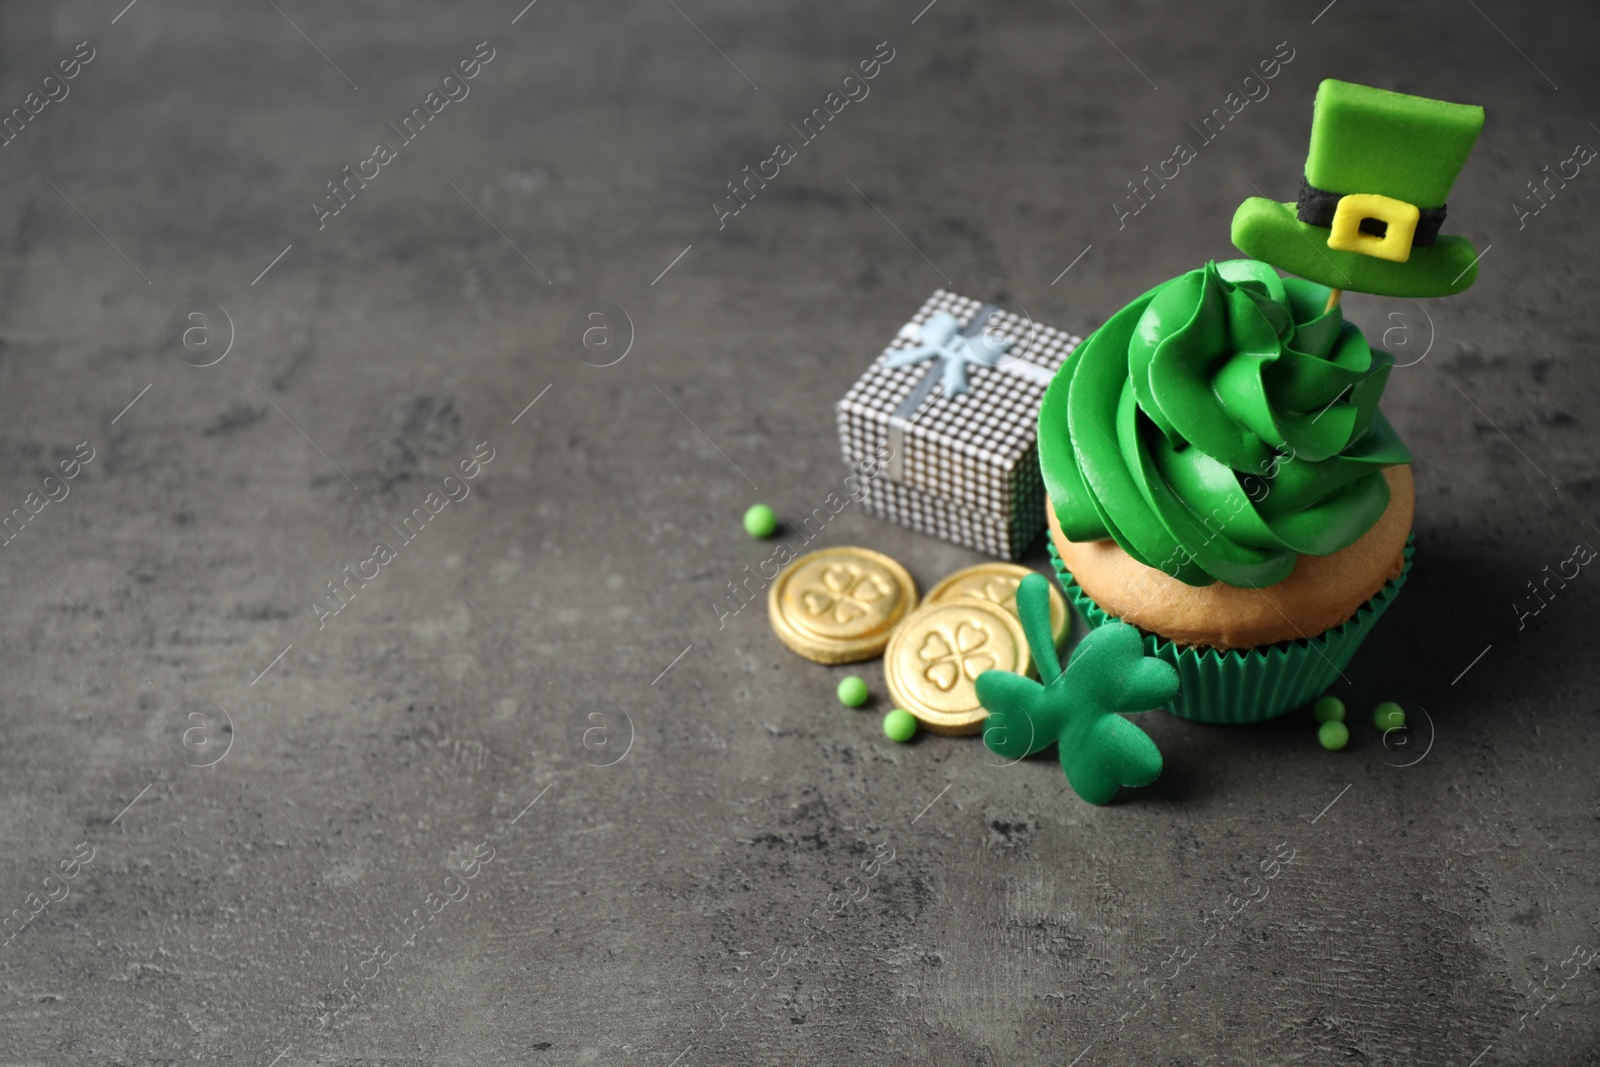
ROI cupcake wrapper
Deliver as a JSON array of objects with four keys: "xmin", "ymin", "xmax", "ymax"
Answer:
[{"xmin": 1049, "ymin": 537, "xmax": 1415, "ymax": 725}]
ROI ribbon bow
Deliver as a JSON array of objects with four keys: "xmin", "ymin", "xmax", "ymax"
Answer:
[{"xmin": 885, "ymin": 309, "xmax": 1015, "ymax": 397}]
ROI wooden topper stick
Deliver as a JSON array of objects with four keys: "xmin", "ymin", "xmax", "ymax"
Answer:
[{"xmin": 1324, "ymin": 288, "xmax": 1343, "ymax": 314}]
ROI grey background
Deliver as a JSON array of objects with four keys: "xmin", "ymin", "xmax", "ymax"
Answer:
[{"xmin": 1, "ymin": 0, "xmax": 1597, "ymax": 1063}]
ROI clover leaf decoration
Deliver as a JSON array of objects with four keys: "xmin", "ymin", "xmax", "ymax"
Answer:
[{"xmin": 975, "ymin": 574, "xmax": 1180, "ymax": 805}]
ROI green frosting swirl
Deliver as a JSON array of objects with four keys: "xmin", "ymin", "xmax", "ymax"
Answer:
[{"xmin": 1039, "ymin": 259, "xmax": 1411, "ymax": 589}]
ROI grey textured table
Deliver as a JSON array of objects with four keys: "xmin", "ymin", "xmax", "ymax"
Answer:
[{"xmin": 2, "ymin": 1, "xmax": 1597, "ymax": 1063}]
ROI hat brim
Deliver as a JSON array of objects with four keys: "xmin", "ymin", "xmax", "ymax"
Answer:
[{"xmin": 1231, "ymin": 197, "xmax": 1480, "ymax": 297}]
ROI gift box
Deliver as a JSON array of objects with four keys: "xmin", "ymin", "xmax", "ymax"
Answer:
[{"xmin": 836, "ymin": 291, "xmax": 1081, "ymax": 559}]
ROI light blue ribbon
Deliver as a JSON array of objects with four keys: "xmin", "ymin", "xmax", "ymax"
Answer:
[
  {"xmin": 884, "ymin": 309, "xmax": 1016, "ymax": 397},
  {"xmin": 880, "ymin": 304, "xmax": 1057, "ymax": 484}
]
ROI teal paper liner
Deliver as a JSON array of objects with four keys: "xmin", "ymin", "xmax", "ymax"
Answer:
[{"xmin": 1048, "ymin": 536, "xmax": 1415, "ymax": 724}]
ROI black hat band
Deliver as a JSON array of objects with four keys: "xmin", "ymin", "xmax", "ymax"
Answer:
[{"xmin": 1296, "ymin": 175, "xmax": 1447, "ymax": 248}]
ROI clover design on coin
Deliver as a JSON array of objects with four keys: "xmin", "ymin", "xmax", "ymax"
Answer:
[
  {"xmin": 925, "ymin": 563, "xmax": 1070, "ymax": 648},
  {"xmin": 885, "ymin": 599, "xmax": 1031, "ymax": 736},
  {"xmin": 979, "ymin": 576, "xmax": 1021, "ymax": 605},
  {"xmin": 918, "ymin": 621, "xmax": 996, "ymax": 690},
  {"xmin": 768, "ymin": 547, "xmax": 918, "ymax": 664},
  {"xmin": 802, "ymin": 564, "xmax": 894, "ymax": 627}
]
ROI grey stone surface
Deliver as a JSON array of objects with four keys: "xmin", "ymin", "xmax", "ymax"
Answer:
[{"xmin": 1, "ymin": 0, "xmax": 1597, "ymax": 1063}]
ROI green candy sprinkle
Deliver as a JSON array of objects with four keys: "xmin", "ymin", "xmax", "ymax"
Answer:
[
  {"xmin": 1373, "ymin": 701, "xmax": 1406, "ymax": 730},
  {"xmin": 1312, "ymin": 696, "xmax": 1345, "ymax": 723},
  {"xmin": 1318, "ymin": 721, "xmax": 1349, "ymax": 751},
  {"xmin": 743, "ymin": 504, "xmax": 777, "ymax": 539},
  {"xmin": 837, "ymin": 676, "xmax": 869, "ymax": 708},
  {"xmin": 883, "ymin": 709, "xmax": 917, "ymax": 743}
]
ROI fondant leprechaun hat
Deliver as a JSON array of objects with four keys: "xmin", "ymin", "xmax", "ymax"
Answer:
[{"xmin": 1232, "ymin": 79, "xmax": 1484, "ymax": 298}]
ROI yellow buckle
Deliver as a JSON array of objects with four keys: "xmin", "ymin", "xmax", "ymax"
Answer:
[{"xmin": 1326, "ymin": 193, "xmax": 1420, "ymax": 263}]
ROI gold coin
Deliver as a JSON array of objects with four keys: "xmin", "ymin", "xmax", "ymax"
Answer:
[
  {"xmin": 768, "ymin": 547, "xmax": 918, "ymax": 664},
  {"xmin": 884, "ymin": 598, "xmax": 1032, "ymax": 736},
  {"xmin": 925, "ymin": 562, "xmax": 1070, "ymax": 648}
]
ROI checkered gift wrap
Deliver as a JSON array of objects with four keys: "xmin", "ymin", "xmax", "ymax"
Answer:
[{"xmin": 836, "ymin": 291, "xmax": 1081, "ymax": 559}]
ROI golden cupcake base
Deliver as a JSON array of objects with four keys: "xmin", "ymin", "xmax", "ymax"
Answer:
[{"xmin": 1048, "ymin": 465, "xmax": 1414, "ymax": 651}]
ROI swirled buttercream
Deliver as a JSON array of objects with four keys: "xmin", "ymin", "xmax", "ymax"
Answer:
[{"xmin": 1039, "ymin": 259, "xmax": 1410, "ymax": 588}]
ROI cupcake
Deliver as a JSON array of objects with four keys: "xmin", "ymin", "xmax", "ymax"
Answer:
[
  {"xmin": 1036, "ymin": 80, "xmax": 1484, "ymax": 724},
  {"xmin": 1039, "ymin": 259, "xmax": 1414, "ymax": 723}
]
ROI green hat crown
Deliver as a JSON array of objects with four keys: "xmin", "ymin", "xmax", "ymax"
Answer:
[{"xmin": 1232, "ymin": 79, "xmax": 1485, "ymax": 298}]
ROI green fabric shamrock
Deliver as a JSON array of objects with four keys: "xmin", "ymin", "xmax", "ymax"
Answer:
[{"xmin": 976, "ymin": 574, "xmax": 1179, "ymax": 805}]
